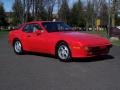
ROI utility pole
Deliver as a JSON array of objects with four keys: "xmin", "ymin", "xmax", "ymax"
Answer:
[
  {"xmin": 108, "ymin": 0, "xmax": 111, "ymax": 38},
  {"xmin": 112, "ymin": 0, "xmax": 116, "ymax": 27}
]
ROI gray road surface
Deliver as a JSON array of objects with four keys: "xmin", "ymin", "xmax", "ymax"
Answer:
[{"xmin": 0, "ymin": 33, "xmax": 120, "ymax": 90}]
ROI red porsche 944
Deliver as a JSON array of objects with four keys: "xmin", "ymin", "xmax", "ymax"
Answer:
[{"xmin": 8, "ymin": 21, "xmax": 112, "ymax": 61}]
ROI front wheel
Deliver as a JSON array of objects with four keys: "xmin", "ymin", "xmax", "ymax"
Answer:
[
  {"xmin": 57, "ymin": 43, "xmax": 71, "ymax": 62},
  {"xmin": 13, "ymin": 40, "xmax": 24, "ymax": 55}
]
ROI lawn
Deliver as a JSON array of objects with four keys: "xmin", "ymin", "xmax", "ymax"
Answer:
[
  {"xmin": 86, "ymin": 30, "xmax": 108, "ymax": 38},
  {"xmin": 85, "ymin": 30, "xmax": 120, "ymax": 46},
  {"xmin": 0, "ymin": 30, "xmax": 9, "ymax": 36}
]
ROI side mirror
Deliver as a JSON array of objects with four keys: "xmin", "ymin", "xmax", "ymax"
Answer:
[
  {"xmin": 35, "ymin": 30, "xmax": 44, "ymax": 35},
  {"xmin": 35, "ymin": 30, "xmax": 41, "ymax": 35}
]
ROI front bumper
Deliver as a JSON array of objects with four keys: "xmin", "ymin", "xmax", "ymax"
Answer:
[{"xmin": 71, "ymin": 44, "xmax": 112, "ymax": 58}]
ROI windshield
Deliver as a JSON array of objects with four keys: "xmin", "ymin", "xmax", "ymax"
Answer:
[{"xmin": 42, "ymin": 22, "xmax": 72, "ymax": 32}]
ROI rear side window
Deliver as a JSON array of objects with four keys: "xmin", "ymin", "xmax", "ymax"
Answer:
[{"xmin": 42, "ymin": 22, "xmax": 71, "ymax": 32}]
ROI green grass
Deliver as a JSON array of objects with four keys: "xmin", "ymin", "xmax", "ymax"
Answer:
[
  {"xmin": 87, "ymin": 30, "xmax": 108, "ymax": 38},
  {"xmin": 0, "ymin": 30, "xmax": 9, "ymax": 35},
  {"xmin": 111, "ymin": 40, "xmax": 120, "ymax": 46}
]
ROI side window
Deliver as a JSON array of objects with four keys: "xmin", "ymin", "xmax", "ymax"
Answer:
[
  {"xmin": 23, "ymin": 24, "xmax": 33, "ymax": 33},
  {"xmin": 32, "ymin": 24, "xmax": 42, "ymax": 32},
  {"xmin": 23, "ymin": 24, "xmax": 30, "ymax": 32},
  {"xmin": 23, "ymin": 24, "xmax": 42, "ymax": 33}
]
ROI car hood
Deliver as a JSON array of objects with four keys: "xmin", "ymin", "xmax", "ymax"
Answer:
[{"xmin": 53, "ymin": 31, "xmax": 111, "ymax": 46}]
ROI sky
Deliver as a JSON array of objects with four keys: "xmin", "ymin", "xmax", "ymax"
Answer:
[
  {"xmin": 1, "ymin": 0, "xmax": 14, "ymax": 12},
  {"xmin": 0, "ymin": 0, "xmax": 79, "ymax": 12}
]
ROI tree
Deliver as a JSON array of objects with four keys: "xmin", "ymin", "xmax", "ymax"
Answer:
[
  {"xmin": 56, "ymin": 0, "xmax": 62, "ymax": 18},
  {"xmin": 23, "ymin": 0, "xmax": 33, "ymax": 22},
  {"xmin": 12, "ymin": 0, "xmax": 24, "ymax": 25},
  {"xmin": 100, "ymin": 1, "xmax": 108, "ymax": 28},
  {"xmin": 115, "ymin": 13, "xmax": 120, "ymax": 26},
  {"xmin": 0, "ymin": 2, "xmax": 7, "ymax": 27},
  {"xmin": 86, "ymin": 0, "xmax": 94, "ymax": 31},
  {"xmin": 58, "ymin": 0, "xmax": 70, "ymax": 23},
  {"xmin": 45, "ymin": 0, "xmax": 57, "ymax": 20},
  {"xmin": 29, "ymin": 0, "xmax": 48, "ymax": 21},
  {"xmin": 71, "ymin": 0, "xmax": 85, "ymax": 27},
  {"xmin": 12, "ymin": 0, "xmax": 54, "ymax": 22}
]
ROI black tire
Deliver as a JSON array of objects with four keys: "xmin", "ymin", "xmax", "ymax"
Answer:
[
  {"xmin": 56, "ymin": 42, "xmax": 71, "ymax": 62},
  {"xmin": 13, "ymin": 40, "xmax": 24, "ymax": 55}
]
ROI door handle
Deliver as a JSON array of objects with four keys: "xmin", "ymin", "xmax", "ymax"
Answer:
[{"xmin": 27, "ymin": 35, "xmax": 31, "ymax": 37}]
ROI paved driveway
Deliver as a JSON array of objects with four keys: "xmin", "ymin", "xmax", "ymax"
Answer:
[{"xmin": 0, "ymin": 33, "xmax": 120, "ymax": 90}]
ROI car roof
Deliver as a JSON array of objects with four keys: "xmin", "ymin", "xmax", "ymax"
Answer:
[
  {"xmin": 25, "ymin": 21, "xmax": 63, "ymax": 24},
  {"xmin": 19, "ymin": 21, "xmax": 64, "ymax": 28}
]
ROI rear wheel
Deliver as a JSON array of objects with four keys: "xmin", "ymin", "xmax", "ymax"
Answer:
[
  {"xmin": 13, "ymin": 40, "xmax": 24, "ymax": 55},
  {"xmin": 57, "ymin": 42, "xmax": 71, "ymax": 62}
]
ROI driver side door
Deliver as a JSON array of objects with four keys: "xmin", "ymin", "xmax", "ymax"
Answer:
[{"xmin": 22, "ymin": 23, "xmax": 47, "ymax": 53}]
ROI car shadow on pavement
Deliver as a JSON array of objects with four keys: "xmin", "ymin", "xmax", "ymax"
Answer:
[
  {"xmin": 24, "ymin": 52, "xmax": 56, "ymax": 58},
  {"xmin": 24, "ymin": 52, "xmax": 114, "ymax": 62},
  {"xmin": 71, "ymin": 55, "xmax": 114, "ymax": 63}
]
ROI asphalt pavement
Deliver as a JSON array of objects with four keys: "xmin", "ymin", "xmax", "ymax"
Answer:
[{"xmin": 0, "ymin": 33, "xmax": 120, "ymax": 90}]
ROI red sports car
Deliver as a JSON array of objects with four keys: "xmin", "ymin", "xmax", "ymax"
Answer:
[{"xmin": 8, "ymin": 21, "xmax": 112, "ymax": 61}]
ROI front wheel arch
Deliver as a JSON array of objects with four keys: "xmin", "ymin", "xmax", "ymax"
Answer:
[
  {"xmin": 55, "ymin": 40, "xmax": 71, "ymax": 61},
  {"xmin": 55, "ymin": 40, "xmax": 68, "ymax": 54}
]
